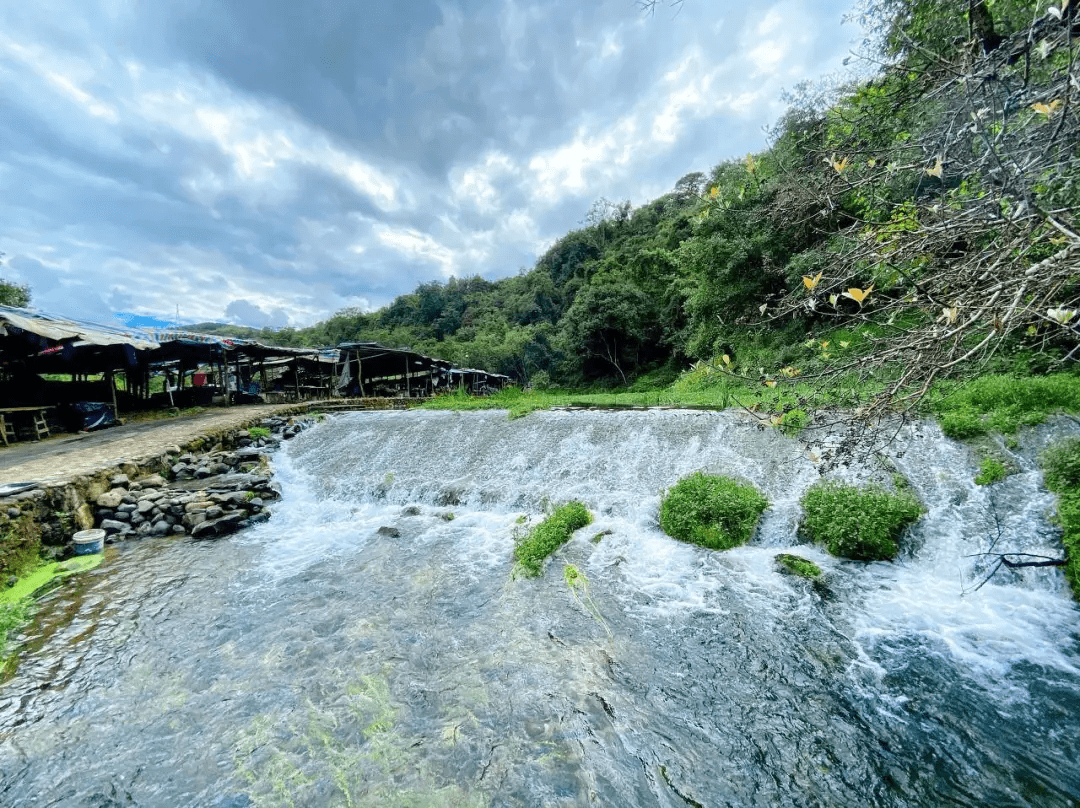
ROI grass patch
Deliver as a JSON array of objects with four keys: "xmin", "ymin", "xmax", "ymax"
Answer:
[
  {"xmin": 1041, "ymin": 436, "xmax": 1080, "ymax": 601},
  {"xmin": 658, "ymin": 473, "xmax": 768, "ymax": 550},
  {"xmin": 514, "ymin": 502, "xmax": 592, "ymax": 577},
  {"xmin": 775, "ymin": 553, "xmax": 822, "ymax": 578},
  {"xmin": 931, "ymin": 373, "xmax": 1080, "ymax": 439},
  {"xmin": 800, "ymin": 481, "xmax": 923, "ymax": 561},
  {"xmin": 974, "ymin": 457, "xmax": 1012, "ymax": 486},
  {"xmin": 248, "ymin": 426, "xmax": 271, "ymax": 439}
]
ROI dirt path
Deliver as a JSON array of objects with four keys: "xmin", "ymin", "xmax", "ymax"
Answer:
[{"xmin": 0, "ymin": 405, "xmax": 297, "ymax": 487}]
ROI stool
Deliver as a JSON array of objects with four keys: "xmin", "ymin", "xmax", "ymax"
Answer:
[{"xmin": 32, "ymin": 411, "xmax": 50, "ymax": 441}]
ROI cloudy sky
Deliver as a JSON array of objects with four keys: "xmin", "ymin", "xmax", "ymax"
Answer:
[{"xmin": 1, "ymin": 0, "xmax": 857, "ymax": 329}]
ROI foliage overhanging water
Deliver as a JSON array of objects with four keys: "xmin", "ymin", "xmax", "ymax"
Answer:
[{"xmin": 1, "ymin": 409, "xmax": 1078, "ymax": 807}]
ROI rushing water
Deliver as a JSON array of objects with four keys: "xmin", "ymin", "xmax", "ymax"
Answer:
[{"xmin": 1, "ymin": 409, "xmax": 1079, "ymax": 807}]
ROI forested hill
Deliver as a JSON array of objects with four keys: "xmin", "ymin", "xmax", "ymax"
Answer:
[{"xmin": 201, "ymin": 0, "xmax": 1079, "ymax": 400}]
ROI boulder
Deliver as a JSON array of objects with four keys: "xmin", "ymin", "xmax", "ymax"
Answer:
[
  {"xmin": 151, "ymin": 520, "xmax": 171, "ymax": 536},
  {"xmin": 110, "ymin": 474, "xmax": 130, "ymax": 487},
  {"xmin": 100, "ymin": 519, "xmax": 127, "ymax": 534},
  {"xmin": 96, "ymin": 489, "xmax": 126, "ymax": 509},
  {"xmin": 137, "ymin": 499, "xmax": 156, "ymax": 514},
  {"xmin": 376, "ymin": 526, "xmax": 401, "ymax": 537}
]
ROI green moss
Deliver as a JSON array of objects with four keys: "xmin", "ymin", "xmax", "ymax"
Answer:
[
  {"xmin": 0, "ymin": 553, "xmax": 102, "ymax": 672},
  {"xmin": 775, "ymin": 553, "xmax": 822, "ymax": 578},
  {"xmin": 514, "ymin": 502, "xmax": 592, "ymax": 577},
  {"xmin": 248, "ymin": 426, "xmax": 271, "ymax": 439},
  {"xmin": 658, "ymin": 473, "xmax": 769, "ymax": 550},
  {"xmin": 1041, "ymin": 436, "xmax": 1080, "ymax": 600},
  {"xmin": 800, "ymin": 481, "xmax": 923, "ymax": 561}
]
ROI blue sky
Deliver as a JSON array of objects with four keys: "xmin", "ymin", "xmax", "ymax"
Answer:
[{"xmin": 1, "ymin": 0, "xmax": 857, "ymax": 329}]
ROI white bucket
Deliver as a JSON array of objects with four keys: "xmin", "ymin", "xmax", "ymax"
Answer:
[{"xmin": 72, "ymin": 528, "xmax": 105, "ymax": 555}]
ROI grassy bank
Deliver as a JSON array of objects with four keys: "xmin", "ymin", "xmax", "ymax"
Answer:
[{"xmin": 423, "ymin": 370, "xmax": 1080, "ymax": 438}]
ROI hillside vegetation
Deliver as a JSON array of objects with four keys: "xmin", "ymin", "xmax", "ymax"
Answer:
[{"xmin": 206, "ymin": 0, "xmax": 1079, "ymax": 416}]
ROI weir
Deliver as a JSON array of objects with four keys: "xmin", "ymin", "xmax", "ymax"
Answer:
[{"xmin": 1, "ymin": 408, "xmax": 1078, "ymax": 807}]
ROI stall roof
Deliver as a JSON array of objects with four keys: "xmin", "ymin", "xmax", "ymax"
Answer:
[{"xmin": 0, "ymin": 305, "xmax": 159, "ymax": 351}]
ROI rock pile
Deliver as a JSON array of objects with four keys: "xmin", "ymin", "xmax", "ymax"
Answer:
[{"xmin": 92, "ymin": 415, "xmax": 304, "ymax": 543}]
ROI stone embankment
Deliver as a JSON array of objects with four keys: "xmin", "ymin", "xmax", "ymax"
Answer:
[{"xmin": 0, "ymin": 409, "xmax": 312, "ymax": 566}]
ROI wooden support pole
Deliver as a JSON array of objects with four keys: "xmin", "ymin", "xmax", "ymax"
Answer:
[
  {"xmin": 405, "ymin": 355, "xmax": 410, "ymax": 398},
  {"xmin": 293, "ymin": 359, "xmax": 301, "ymax": 401},
  {"xmin": 358, "ymin": 355, "xmax": 366, "ymax": 398},
  {"xmin": 106, "ymin": 369, "xmax": 119, "ymax": 416}
]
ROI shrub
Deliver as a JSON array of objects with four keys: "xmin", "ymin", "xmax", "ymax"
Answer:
[
  {"xmin": 514, "ymin": 502, "xmax": 592, "ymax": 577},
  {"xmin": 1041, "ymin": 436, "xmax": 1080, "ymax": 599},
  {"xmin": 248, "ymin": 426, "xmax": 271, "ymax": 439},
  {"xmin": 799, "ymin": 481, "xmax": 922, "ymax": 561},
  {"xmin": 658, "ymin": 473, "xmax": 769, "ymax": 550}
]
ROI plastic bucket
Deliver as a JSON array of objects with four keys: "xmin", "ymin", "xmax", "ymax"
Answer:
[{"xmin": 72, "ymin": 528, "xmax": 105, "ymax": 555}]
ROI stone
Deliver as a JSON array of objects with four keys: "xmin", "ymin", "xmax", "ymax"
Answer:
[
  {"xmin": 121, "ymin": 494, "xmax": 137, "ymax": 505},
  {"xmin": 137, "ymin": 522, "xmax": 153, "ymax": 536},
  {"xmin": 185, "ymin": 500, "xmax": 213, "ymax": 513},
  {"xmin": 171, "ymin": 525, "xmax": 186, "ymax": 535},
  {"xmin": 206, "ymin": 506, "xmax": 224, "ymax": 519},
  {"xmin": 164, "ymin": 445, "xmax": 182, "ymax": 456},
  {"xmin": 376, "ymin": 526, "xmax": 400, "ymax": 537},
  {"xmin": 194, "ymin": 467, "xmax": 212, "ymax": 479},
  {"xmin": 114, "ymin": 511, "xmax": 131, "ymax": 522},
  {"xmin": 130, "ymin": 513, "xmax": 145, "ymax": 526},
  {"xmin": 6, "ymin": 508, "xmax": 19, "ymax": 518},
  {"xmin": 401, "ymin": 505, "xmax": 422, "ymax": 516},
  {"xmin": 182, "ymin": 512, "xmax": 208, "ymax": 529},
  {"xmin": 151, "ymin": 520, "xmax": 171, "ymax": 536},
  {"xmin": 178, "ymin": 454, "xmax": 197, "ymax": 464},
  {"xmin": 249, "ymin": 497, "xmax": 264, "ymax": 508},
  {"xmin": 136, "ymin": 499, "xmax": 156, "ymax": 515},
  {"xmin": 190, "ymin": 510, "xmax": 246, "ymax": 539},
  {"xmin": 110, "ymin": 474, "xmax": 130, "ymax": 487},
  {"xmin": 116, "ymin": 503, "xmax": 137, "ymax": 513},
  {"xmin": 171, "ymin": 464, "xmax": 188, "ymax": 477},
  {"xmin": 6, "ymin": 575, "xmax": 16, "ymax": 588},
  {"xmin": 141, "ymin": 474, "xmax": 168, "ymax": 488},
  {"xmin": 100, "ymin": 519, "xmax": 127, "ymax": 533},
  {"xmin": 96, "ymin": 489, "xmax": 126, "ymax": 509}
]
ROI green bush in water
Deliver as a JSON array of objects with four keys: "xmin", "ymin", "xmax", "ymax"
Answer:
[
  {"xmin": 514, "ymin": 502, "xmax": 592, "ymax": 577},
  {"xmin": 1041, "ymin": 436, "xmax": 1080, "ymax": 600},
  {"xmin": 974, "ymin": 457, "xmax": 1010, "ymax": 486},
  {"xmin": 799, "ymin": 481, "xmax": 922, "ymax": 561},
  {"xmin": 658, "ymin": 473, "xmax": 768, "ymax": 550},
  {"xmin": 775, "ymin": 553, "xmax": 822, "ymax": 578}
]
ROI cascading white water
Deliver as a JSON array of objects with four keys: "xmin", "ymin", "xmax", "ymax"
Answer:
[{"xmin": 1, "ymin": 408, "xmax": 1077, "ymax": 807}]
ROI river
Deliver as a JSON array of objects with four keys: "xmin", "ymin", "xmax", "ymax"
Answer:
[{"xmin": 1, "ymin": 409, "xmax": 1078, "ymax": 807}]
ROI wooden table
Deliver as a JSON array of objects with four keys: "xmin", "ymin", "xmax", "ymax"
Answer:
[{"xmin": 0, "ymin": 407, "xmax": 54, "ymax": 445}]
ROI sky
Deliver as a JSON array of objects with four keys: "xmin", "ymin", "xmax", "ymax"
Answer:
[{"xmin": 0, "ymin": 0, "xmax": 858, "ymax": 330}]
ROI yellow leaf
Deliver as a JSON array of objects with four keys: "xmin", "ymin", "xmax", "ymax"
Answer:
[
  {"xmin": 722, "ymin": 354, "xmax": 732, "ymax": 366},
  {"xmin": 1031, "ymin": 99, "xmax": 1063, "ymax": 116},
  {"xmin": 925, "ymin": 157, "xmax": 944, "ymax": 179},
  {"xmin": 709, "ymin": 186, "xmax": 719, "ymax": 198},
  {"xmin": 802, "ymin": 271, "xmax": 823, "ymax": 290},
  {"xmin": 831, "ymin": 155, "xmax": 849, "ymax": 174},
  {"xmin": 781, "ymin": 366, "xmax": 800, "ymax": 377},
  {"xmin": 764, "ymin": 380, "xmax": 777, "ymax": 388},
  {"xmin": 745, "ymin": 153, "xmax": 757, "ymax": 174},
  {"xmin": 821, "ymin": 352, "xmax": 831, "ymax": 359},
  {"xmin": 820, "ymin": 340, "xmax": 830, "ymax": 349},
  {"xmin": 839, "ymin": 340, "xmax": 850, "ymax": 348},
  {"xmin": 842, "ymin": 284, "xmax": 874, "ymax": 305}
]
